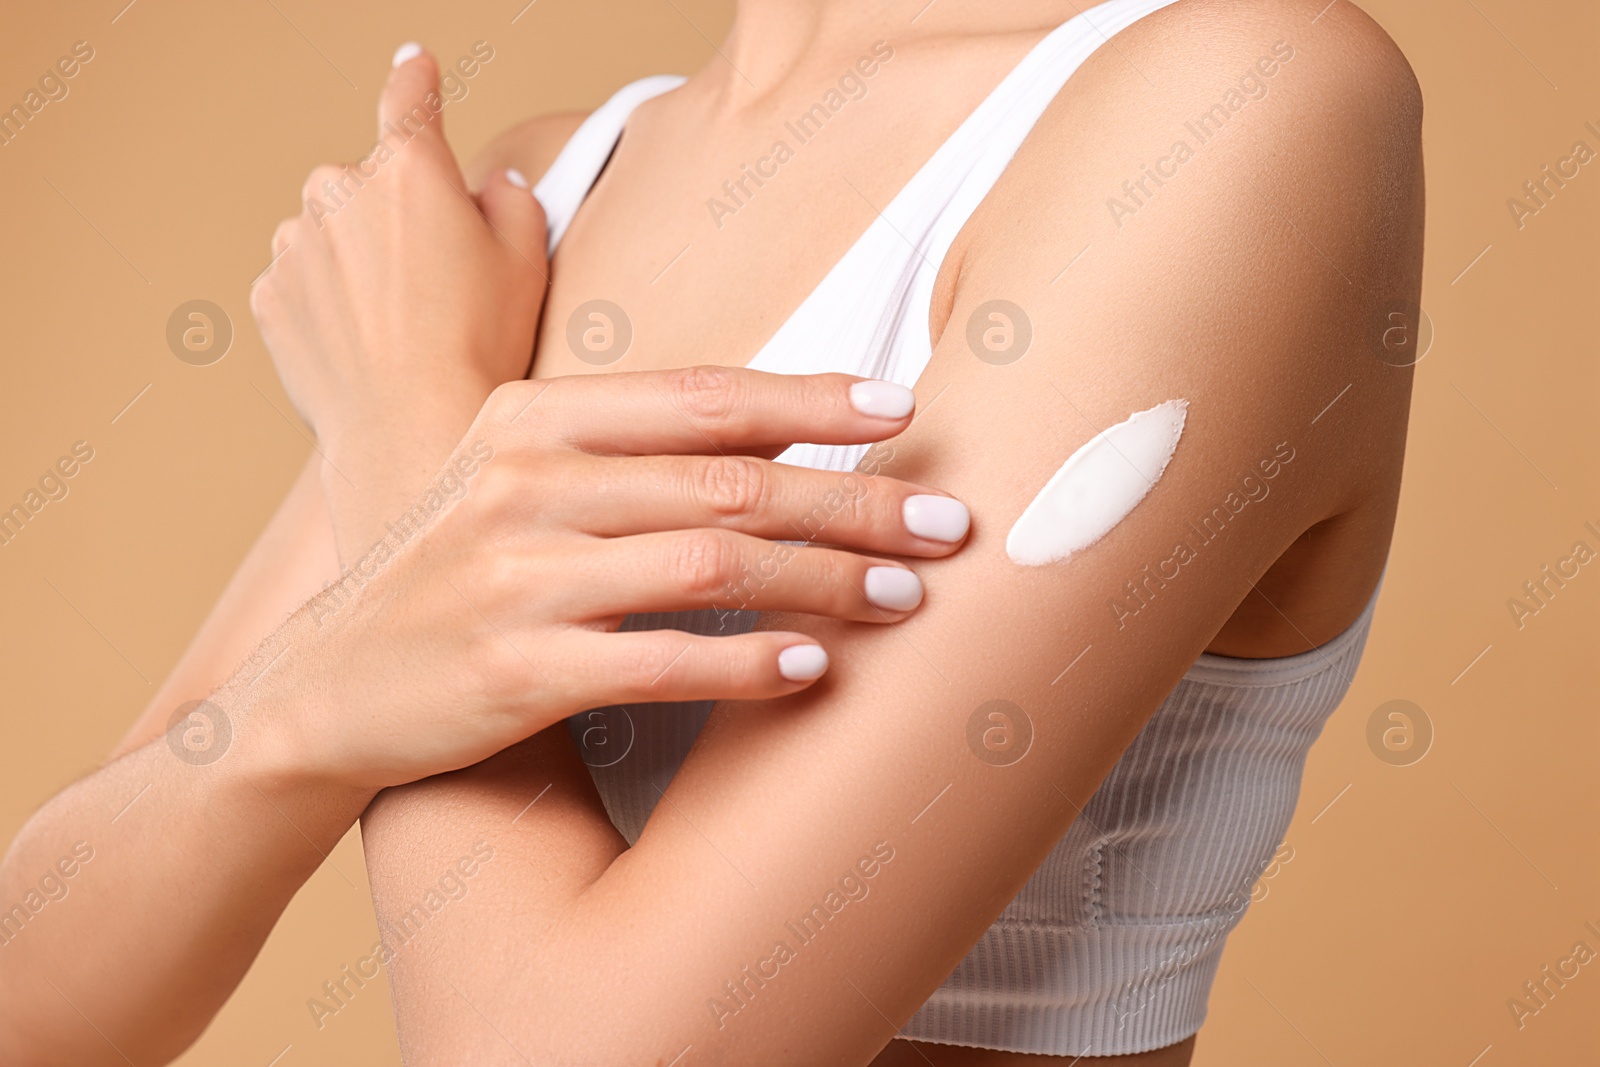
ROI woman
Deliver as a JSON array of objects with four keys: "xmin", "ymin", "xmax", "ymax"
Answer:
[{"xmin": 0, "ymin": 0, "xmax": 1422, "ymax": 1063}]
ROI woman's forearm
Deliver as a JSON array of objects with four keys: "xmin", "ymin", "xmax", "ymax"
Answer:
[{"xmin": 0, "ymin": 695, "xmax": 372, "ymax": 1066}]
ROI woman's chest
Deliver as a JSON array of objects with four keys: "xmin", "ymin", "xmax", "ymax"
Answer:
[{"xmin": 528, "ymin": 45, "xmax": 1037, "ymax": 381}]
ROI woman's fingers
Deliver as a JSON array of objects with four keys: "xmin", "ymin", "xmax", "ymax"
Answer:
[
  {"xmin": 566, "ymin": 629, "xmax": 833, "ymax": 707},
  {"xmin": 382, "ymin": 43, "xmax": 444, "ymax": 141},
  {"xmin": 476, "ymin": 167, "xmax": 550, "ymax": 270},
  {"xmin": 379, "ymin": 43, "xmax": 463, "ymax": 182},
  {"xmin": 271, "ymin": 218, "xmax": 295, "ymax": 256},
  {"xmin": 549, "ymin": 528, "xmax": 925, "ymax": 622},
  {"xmin": 490, "ymin": 367, "xmax": 917, "ymax": 456},
  {"xmin": 553, "ymin": 453, "xmax": 969, "ymax": 556}
]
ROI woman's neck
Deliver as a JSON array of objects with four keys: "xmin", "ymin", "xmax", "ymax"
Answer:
[{"xmin": 700, "ymin": 0, "xmax": 1081, "ymax": 113}]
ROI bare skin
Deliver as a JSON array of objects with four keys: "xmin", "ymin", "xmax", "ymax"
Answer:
[
  {"xmin": 420, "ymin": 0, "xmax": 1420, "ymax": 1061},
  {"xmin": 490, "ymin": 0, "xmax": 1413, "ymax": 659},
  {"xmin": 0, "ymin": 0, "xmax": 1423, "ymax": 1064}
]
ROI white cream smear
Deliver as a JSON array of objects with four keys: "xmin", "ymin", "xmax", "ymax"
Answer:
[{"xmin": 1006, "ymin": 399, "xmax": 1189, "ymax": 567}]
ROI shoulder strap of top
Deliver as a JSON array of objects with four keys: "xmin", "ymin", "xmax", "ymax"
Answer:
[
  {"xmin": 743, "ymin": 0, "xmax": 1184, "ymax": 396},
  {"xmin": 886, "ymin": 0, "xmax": 1184, "ymax": 362},
  {"xmin": 531, "ymin": 0, "xmax": 1180, "ymax": 260},
  {"xmin": 533, "ymin": 74, "xmax": 687, "ymax": 254}
]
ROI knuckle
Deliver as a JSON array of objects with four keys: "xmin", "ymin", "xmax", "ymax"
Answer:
[
  {"xmin": 483, "ymin": 381, "xmax": 524, "ymax": 423},
  {"xmin": 669, "ymin": 530, "xmax": 741, "ymax": 599},
  {"xmin": 670, "ymin": 365, "xmax": 741, "ymax": 424},
  {"xmin": 247, "ymin": 278, "xmax": 274, "ymax": 324},
  {"xmin": 271, "ymin": 218, "xmax": 297, "ymax": 252},
  {"xmin": 466, "ymin": 460, "xmax": 520, "ymax": 523},
  {"xmin": 443, "ymin": 461, "xmax": 503, "ymax": 534},
  {"xmin": 476, "ymin": 630, "xmax": 534, "ymax": 704},
  {"xmin": 482, "ymin": 380, "xmax": 546, "ymax": 437},
  {"xmin": 301, "ymin": 164, "xmax": 345, "ymax": 203},
  {"xmin": 697, "ymin": 456, "xmax": 768, "ymax": 518},
  {"xmin": 829, "ymin": 474, "xmax": 872, "ymax": 530},
  {"xmin": 478, "ymin": 551, "xmax": 524, "ymax": 604}
]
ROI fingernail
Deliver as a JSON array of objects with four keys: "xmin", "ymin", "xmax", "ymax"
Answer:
[
  {"xmin": 778, "ymin": 644, "xmax": 829, "ymax": 682},
  {"xmin": 864, "ymin": 567, "xmax": 923, "ymax": 612},
  {"xmin": 849, "ymin": 380, "xmax": 915, "ymax": 420},
  {"xmin": 391, "ymin": 42, "xmax": 423, "ymax": 68},
  {"xmin": 505, "ymin": 167, "xmax": 530, "ymax": 189},
  {"xmin": 904, "ymin": 495, "xmax": 970, "ymax": 543}
]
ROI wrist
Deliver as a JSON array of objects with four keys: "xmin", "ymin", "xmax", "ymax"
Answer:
[
  {"xmin": 320, "ymin": 398, "xmax": 498, "ymax": 562},
  {"xmin": 215, "ymin": 650, "xmax": 382, "ymax": 812},
  {"xmin": 320, "ymin": 378, "xmax": 498, "ymax": 474}
]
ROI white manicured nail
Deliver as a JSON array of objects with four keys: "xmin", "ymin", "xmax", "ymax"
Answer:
[
  {"xmin": 849, "ymin": 380, "xmax": 915, "ymax": 419},
  {"xmin": 778, "ymin": 644, "xmax": 829, "ymax": 682},
  {"xmin": 505, "ymin": 168, "xmax": 530, "ymax": 189},
  {"xmin": 904, "ymin": 495, "xmax": 970, "ymax": 543},
  {"xmin": 391, "ymin": 42, "xmax": 423, "ymax": 68},
  {"xmin": 864, "ymin": 567, "xmax": 923, "ymax": 612}
]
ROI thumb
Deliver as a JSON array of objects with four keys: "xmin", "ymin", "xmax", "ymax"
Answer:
[
  {"xmin": 380, "ymin": 42, "xmax": 453, "ymax": 160},
  {"xmin": 477, "ymin": 168, "xmax": 551, "ymax": 276}
]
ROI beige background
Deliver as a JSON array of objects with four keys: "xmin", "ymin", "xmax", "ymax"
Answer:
[{"xmin": 1, "ymin": 1, "xmax": 1594, "ymax": 1064}]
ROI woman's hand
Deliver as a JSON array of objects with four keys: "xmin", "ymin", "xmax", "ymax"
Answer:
[
  {"xmin": 237, "ymin": 367, "xmax": 971, "ymax": 795},
  {"xmin": 249, "ymin": 45, "xmax": 547, "ymax": 550}
]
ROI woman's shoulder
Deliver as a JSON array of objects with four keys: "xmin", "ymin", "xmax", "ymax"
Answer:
[
  {"xmin": 919, "ymin": 0, "xmax": 1423, "ymax": 631},
  {"xmin": 991, "ymin": 0, "xmax": 1422, "ymax": 226},
  {"xmin": 947, "ymin": 0, "xmax": 1426, "ymax": 371},
  {"xmin": 1089, "ymin": 0, "xmax": 1422, "ymax": 111},
  {"xmin": 465, "ymin": 111, "xmax": 590, "ymax": 188}
]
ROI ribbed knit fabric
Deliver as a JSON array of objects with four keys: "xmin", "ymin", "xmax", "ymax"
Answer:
[
  {"xmin": 538, "ymin": 0, "xmax": 1383, "ymax": 1053},
  {"xmin": 894, "ymin": 596, "xmax": 1379, "ymax": 1053}
]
